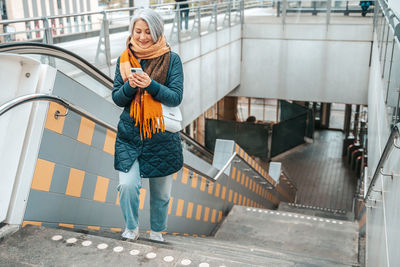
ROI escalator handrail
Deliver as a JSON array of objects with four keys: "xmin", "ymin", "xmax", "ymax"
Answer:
[{"xmin": 0, "ymin": 42, "xmax": 114, "ymax": 90}]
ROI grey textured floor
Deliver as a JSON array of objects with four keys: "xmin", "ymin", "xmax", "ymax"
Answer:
[{"xmin": 273, "ymin": 130, "xmax": 356, "ymax": 212}]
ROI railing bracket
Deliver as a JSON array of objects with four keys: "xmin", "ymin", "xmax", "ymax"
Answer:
[
  {"xmin": 379, "ymin": 167, "xmax": 394, "ymax": 179},
  {"xmin": 54, "ymin": 109, "xmax": 69, "ymax": 119},
  {"xmin": 394, "ymin": 136, "xmax": 400, "ymax": 149}
]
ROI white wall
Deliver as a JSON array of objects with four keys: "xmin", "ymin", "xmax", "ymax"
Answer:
[
  {"xmin": 231, "ymin": 23, "xmax": 373, "ymax": 105},
  {"xmin": 0, "ymin": 54, "xmax": 56, "ymax": 225},
  {"xmin": 172, "ymin": 25, "xmax": 242, "ymax": 127},
  {"xmin": 366, "ymin": 32, "xmax": 400, "ymax": 267},
  {"xmin": 388, "ymin": 0, "xmax": 400, "ymax": 17}
]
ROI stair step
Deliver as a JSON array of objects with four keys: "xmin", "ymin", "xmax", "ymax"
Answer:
[
  {"xmin": 0, "ymin": 226, "xmax": 289, "ymax": 266},
  {"xmin": 215, "ymin": 206, "xmax": 359, "ymax": 266},
  {"xmin": 278, "ymin": 202, "xmax": 354, "ymax": 221}
]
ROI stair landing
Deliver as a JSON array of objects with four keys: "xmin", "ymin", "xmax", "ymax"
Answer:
[{"xmin": 215, "ymin": 205, "xmax": 359, "ymax": 266}]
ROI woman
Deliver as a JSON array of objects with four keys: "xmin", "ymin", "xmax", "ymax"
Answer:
[{"xmin": 112, "ymin": 8, "xmax": 183, "ymax": 242}]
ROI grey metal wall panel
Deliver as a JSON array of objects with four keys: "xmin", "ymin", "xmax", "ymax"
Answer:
[
  {"xmin": 91, "ymin": 124, "xmax": 107, "ymax": 151},
  {"xmin": 80, "ymin": 172, "xmax": 97, "ymax": 200},
  {"xmin": 62, "ymin": 109, "xmax": 80, "ymax": 140},
  {"xmin": 49, "ymin": 164, "xmax": 70, "ymax": 194}
]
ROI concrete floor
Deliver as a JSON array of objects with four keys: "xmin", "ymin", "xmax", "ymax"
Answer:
[{"xmin": 272, "ymin": 130, "xmax": 356, "ymax": 212}]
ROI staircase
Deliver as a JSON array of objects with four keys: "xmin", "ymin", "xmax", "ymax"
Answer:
[{"xmin": 0, "ymin": 205, "xmax": 359, "ymax": 266}]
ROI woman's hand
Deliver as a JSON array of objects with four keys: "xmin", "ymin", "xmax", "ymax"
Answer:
[{"xmin": 128, "ymin": 72, "xmax": 152, "ymax": 88}]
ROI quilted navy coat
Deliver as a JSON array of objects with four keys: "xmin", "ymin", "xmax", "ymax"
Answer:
[{"xmin": 112, "ymin": 51, "xmax": 184, "ymax": 178}]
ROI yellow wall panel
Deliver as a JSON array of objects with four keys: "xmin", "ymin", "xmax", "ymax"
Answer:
[
  {"xmin": 191, "ymin": 173, "xmax": 198, "ymax": 188},
  {"xmin": 168, "ymin": 197, "xmax": 174, "ymax": 215},
  {"xmin": 203, "ymin": 207, "xmax": 210, "ymax": 222},
  {"xmin": 44, "ymin": 102, "xmax": 66, "ymax": 134},
  {"xmin": 221, "ymin": 186, "xmax": 226, "ymax": 200},
  {"xmin": 211, "ymin": 209, "xmax": 217, "ymax": 223},
  {"xmin": 77, "ymin": 117, "xmax": 95, "ymax": 146},
  {"xmin": 208, "ymin": 183, "xmax": 214, "ymax": 195},
  {"xmin": 22, "ymin": 221, "xmax": 42, "ymax": 227},
  {"xmin": 31, "ymin": 158, "xmax": 55, "ymax": 192},
  {"xmin": 59, "ymin": 223, "xmax": 74, "ymax": 228},
  {"xmin": 231, "ymin": 167, "xmax": 236, "ymax": 179},
  {"xmin": 214, "ymin": 183, "xmax": 220, "ymax": 198},
  {"xmin": 195, "ymin": 205, "xmax": 202, "ymax": 221},
  {"xmin": 181, "ymin": 168, "xmax": 189, "ymax": 184},
  {"xmin": 93, "ymin": 176, "xmax": 109, "ymax": 202},
  {"xmin": 65, "ymin": 168, "xmax": 85, "ymax": 197},
  {"xmin": 176, "ymin": 199, "xmax": 184, "ymax": 217},
  {"xmin": 186, "ymin": 202, "xmax": 194, "ymax": 219},
  {"xmin": 200, "ymin": 177, "xmax": 207, "ymax": 191},
  {"xmin": 139, "ymin": 188, "xmax": 146, "ymax": 210},
  {"xmin": 103, "ymin": 129, "xmax": 116, "ymax": 155}
]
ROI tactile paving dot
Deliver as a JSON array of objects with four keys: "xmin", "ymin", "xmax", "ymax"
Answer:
[
  {"xmin": 199, "ymin": 263, "xmax": 210, "ymax": 267},
  {"xmin": 163, "ymin": 256, "xmax": 174, "ymax": 262},
  {"xmin": 66, "ymin": 238, "xmax": 77, "ymax": 244},
  {"xmin": 181, "ymin": 259, "xmax": 192, "ymax": 265},
  {"xmin": 97, "ymin": 243, "xmax": 108, "ymax": 250},
  {"xmin": 51, "ymin": 235, "xmax": 63, "ymax": 241},
  {"xmin": 130, "ymin": 249, "xmax": 140, "ymax": 256},
  {"xmin": 82, "ymin": 241, "xmax": 92, "ymax": 247},
  {"xmin": 113, "ymin": 246, "xmax": 124, "ymax": 253},
  {"xmin": 146, "ymin": 252, "xmax": 157, "ymax": 259}
]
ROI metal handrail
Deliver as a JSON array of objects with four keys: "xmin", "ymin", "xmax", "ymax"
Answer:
[
  {"xmin": 0, "ymin": 0, "xmax": 235, "ymax": 25},
  {"xmin": 364, "ymin": 123, "xmax": 400, "ymax": 202},
  {"xmin": 0, "ymin": 94, "xmax": 116, "ymax": 131},
  {"xmin": 0, "ymin": 43, "xmax": 114, "ymax": 90},
  {"xmin": 214, "ymin": 152, "xmax": 237, "ymax": 180},
  {"xmin": 237, "ymin": 153, "xmax": 276, "ymax": 187},
  {"xmin": 281, "ymin": 168, "xmax": 297, "ymax": 190},
  {"xmin": 180, "ymin": 132, "xmax": 214, "ymax": 158}
]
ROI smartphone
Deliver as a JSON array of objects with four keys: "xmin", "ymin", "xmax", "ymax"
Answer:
[{"xmin": 130, "ymin": 67, "xmax": 144, "ymax": 74}]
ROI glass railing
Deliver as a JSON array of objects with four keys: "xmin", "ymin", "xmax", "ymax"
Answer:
[{"xmin": 374, "ymin": 0, "xmax": 400, "ymax": 127}]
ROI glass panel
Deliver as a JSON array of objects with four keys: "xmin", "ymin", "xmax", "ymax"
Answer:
[
  {"xmin": 200, "ymin": 2, "xmax": 216, "ymax": 35},
  {"xmin": 284, "ymin": 0, "xmax": 328, "ymax": 24},
  {"xmin": 386, "ymin": 41, "xmax": 400, "ymax": 124},
  {"xmin": 380, "ymin": 21, "xmax": 389, "ymax": 69},
  {"xmin": 230, "ymin": 0, "xmax": 241, "ymax": 26},
  {"xmin": 217, "ymin": 1, "xmax": 230, "ymax": 30},
  {"xmin": 330, "ymin": 1, "xmax": 373, "ymax": 24},
  {"xmin": 383, "ymin": 28, "xmax": 394, "ymax": 83}
]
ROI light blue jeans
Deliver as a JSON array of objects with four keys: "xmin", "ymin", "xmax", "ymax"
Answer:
[{"xmin": 118, "ymin": 160, "xmax": 173, "ymax": 232}]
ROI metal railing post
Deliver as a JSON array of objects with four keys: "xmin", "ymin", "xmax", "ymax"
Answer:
[
  {"xmin": 282, "ymin": 0, "xmax": 287, "ymax": 25},
  {"xmin": 326, "ymin": 0, "xmax": 332, "ymax": 26},
  {"xmin": 208, "ymin": 1, "xmax": 217, "ymax": 32},
  {"xmin": 95, "ymin": 12, "xmax": 111, "ymax": 76},
  {"xmin": 191, "ymin": 1, "xmax": 201, "ymax": 38},
  {"xmin": 42, "ymin": 17, "xmax": 56, "ymax": 67}
]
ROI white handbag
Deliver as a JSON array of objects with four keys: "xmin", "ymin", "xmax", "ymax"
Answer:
[{"xmin": 162, "ymin": 104, "xmax": 182, "ymax": 133}]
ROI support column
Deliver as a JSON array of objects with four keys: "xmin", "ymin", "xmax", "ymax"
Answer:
[{"xmin": 343, "ymin": 104, "xmax": 352, "ymax": 137}]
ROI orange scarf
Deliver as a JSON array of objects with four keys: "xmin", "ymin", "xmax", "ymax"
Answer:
[{"xmin": 120, "ymin": 36, "xmax": 171, "ymax": 140}]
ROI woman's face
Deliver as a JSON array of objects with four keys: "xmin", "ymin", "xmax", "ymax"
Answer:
[{"xmin": 133, "ymin": 19, "xmax": 154, "ymax": 49}]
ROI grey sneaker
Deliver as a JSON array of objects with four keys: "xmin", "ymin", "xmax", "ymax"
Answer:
[
  {"xmin": 122, "ymin": 227, "xmax": 139, "ymax": 241},
  {"xmin": 149, "ymin": 231, "xmax": 164, "ymax": 242}
]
